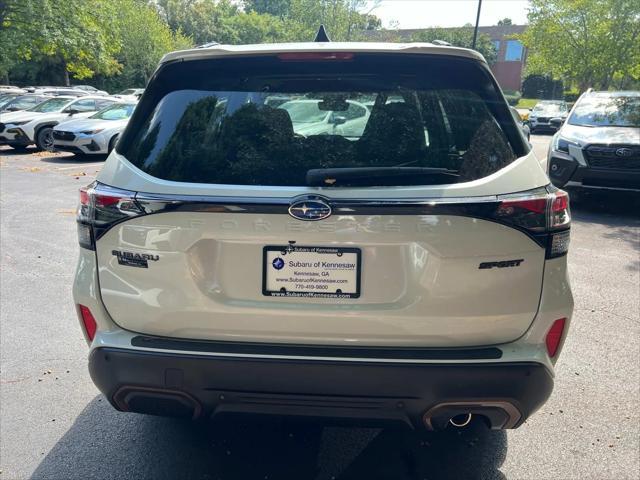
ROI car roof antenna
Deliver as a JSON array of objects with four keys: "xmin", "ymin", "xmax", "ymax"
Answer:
[{"xmin": 314, "ymin": 25, "xmax": 331, "ymax": 42}]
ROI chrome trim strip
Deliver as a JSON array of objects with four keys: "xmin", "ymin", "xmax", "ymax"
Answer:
[{"xmin": 133, "ymin": 189, "xmax": 502, "ymax": 215}]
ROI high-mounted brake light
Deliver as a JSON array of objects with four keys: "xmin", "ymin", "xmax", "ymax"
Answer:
[
  {"xmin": 277, "ymin": 52, "xmax": 354, "ymax": 61},
  {"xmin": 77, "ymin": 304, "xmax": 97, "ymax": 341},
  {"xmin": 545, "ymin": 318, "xmax": 566, "ymax": 357}
]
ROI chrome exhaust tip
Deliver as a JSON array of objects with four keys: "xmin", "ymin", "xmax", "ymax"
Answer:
[{"xmin": 449, "ymin": 413, "xmax": 473, "ymax": 428}]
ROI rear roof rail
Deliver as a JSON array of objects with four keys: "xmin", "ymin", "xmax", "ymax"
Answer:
[{"xmin": 196, "ymin": 42, "xmax": 220, "ymax": 49}]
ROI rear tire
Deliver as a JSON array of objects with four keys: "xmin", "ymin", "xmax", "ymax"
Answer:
[
  {"xmin": 108, "ymin": 134, "xmax": 119, "ymax": 154},
  {"xmin": 35, "ymin": 126, "xmax": 55, "ymax": 151}
]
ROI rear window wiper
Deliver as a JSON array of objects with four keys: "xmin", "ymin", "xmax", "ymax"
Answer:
[{"xmin": 306, "ymin": 167, "xmax": 459, "ymax": 187}]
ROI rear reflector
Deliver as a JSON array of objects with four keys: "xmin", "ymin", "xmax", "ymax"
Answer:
[
  {"xmin": 549, "ymin": 230, "xmax": 571, "ymax": 258},
  {"xmin": 78, "ymin": 304, "xmax": 97, "ymax": 341},
  {"xmin": 545, "ymin": 318, "xmax": 566, "ymax": 357},
  {"xmin": 278, "ymin": 52, "xmax": 354, "ymax": 61}
]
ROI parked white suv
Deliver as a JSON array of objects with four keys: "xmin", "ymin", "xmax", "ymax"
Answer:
[
  {"xmin": 73, "ymin": 42, "xmax": 573, "ymax": 431},
  {"xmin": 52, "ymin": 102, "xmax": 137, "ymax": 155},
  {"xmin": 0, "ymin": 96, "xmax": 117, "ymax": 150}
]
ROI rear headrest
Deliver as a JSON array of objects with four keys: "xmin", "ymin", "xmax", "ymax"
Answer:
[{"xmin": 358, "ymin": 102, "xmax": 426, "ymax": 165}]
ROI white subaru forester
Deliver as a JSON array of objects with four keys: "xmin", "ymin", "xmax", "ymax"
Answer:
[{"xmin": 73, "ymin": 41, "xmax": 573, "ymax": 431}]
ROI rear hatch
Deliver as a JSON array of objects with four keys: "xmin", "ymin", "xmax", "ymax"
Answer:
[{"xmin": 83, "ymin": 51, "xmax": 567, "ymax": 347}]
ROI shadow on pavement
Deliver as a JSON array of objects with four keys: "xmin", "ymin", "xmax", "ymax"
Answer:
[
  {"xmin": 0, "ymin": 146, "xmax": 38, "ymax": 156},
  {"xmin": 36, "ymin": 153, "xmax": 107, "ymax": 164},
  {"xmin": 31, "ymin": 396, "xmax": 507, "ymax": 480},
  {"xmin": 568, "ymin": 187, "xmax": 640, "ymax": 222}
]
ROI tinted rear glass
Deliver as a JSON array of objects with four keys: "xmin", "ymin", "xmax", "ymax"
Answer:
[{"xmin": 119, "ymin": 54, "xmax": 526, "ymax": 187}]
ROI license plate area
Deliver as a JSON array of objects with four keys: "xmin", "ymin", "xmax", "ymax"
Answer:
[{"xmin": 263, "ymin": 245, "xmax": 361, "ymax": 299}]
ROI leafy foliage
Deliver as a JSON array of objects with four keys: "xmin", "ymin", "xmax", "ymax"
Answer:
[
  {"xmin": 522, "ymin": 74, "xmax": 564, "ymax": 99},
  {"xmin": 520, "ymin": 0, "xmax": 640, "ymax": 90},
  {"xmin": 1, "ymin": 0, "xmax": 121, "ymax": 83}
]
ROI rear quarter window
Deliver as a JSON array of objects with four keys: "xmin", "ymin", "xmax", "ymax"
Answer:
[{"xmin": 118, "ymin": 54, "xmax": 527, "ymax": 187}]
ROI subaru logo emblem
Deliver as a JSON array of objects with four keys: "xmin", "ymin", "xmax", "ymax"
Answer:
[
  {"xmin": 288, "ymin": 197, "xmax": 332, "ymax": 221},
  {"xmin": 615, "ymin": 147, "xmax": 633, "ymax": 157}
]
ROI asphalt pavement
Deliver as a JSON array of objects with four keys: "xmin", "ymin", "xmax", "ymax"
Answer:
[{"xmin": 1, "ymin": 136, "xmax": 639, "ymax": 480}]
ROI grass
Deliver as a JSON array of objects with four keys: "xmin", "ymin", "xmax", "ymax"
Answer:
[{"xmin": 515, "ymin": 98, "xmax": 539, "ymax": 109}]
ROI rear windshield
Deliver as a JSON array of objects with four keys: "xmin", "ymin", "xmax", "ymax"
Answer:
[
  {"xmin": 118, "ymin": 54, "xmax": 527, "ymax": 187},
  {"xmin": 569, "ymin": 95, "xmax": 640, "ymax": 127}
]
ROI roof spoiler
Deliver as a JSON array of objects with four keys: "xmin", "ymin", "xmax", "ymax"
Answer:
[{"xmin": 314, "ymin": 25, "xmax": 331, "ymax": 42}]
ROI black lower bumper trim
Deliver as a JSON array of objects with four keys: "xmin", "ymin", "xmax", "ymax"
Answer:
[{"xmin": 89, "ymin": 347, "xmax": 554, "ymax": 429}]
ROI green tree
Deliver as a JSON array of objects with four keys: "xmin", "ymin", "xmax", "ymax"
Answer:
[
  {"xmin": 281, "ymin": 0, "xmax": 381, "ymax": 41},
  {"xmin": 156, "ymin": 0, "xmax": 240, "ymax": 45},
  {"xmin": 497, "ymin": 18, "xmax": 513, "ymax": 26},
  {"xmin": 520, "ymin": 0, "xmax": 640, "ymax": 90},
  {"xmin": 0, "ymin": 0, "xmax": 120, "ymax": 85},
  {"xmin": 243, "ymin": 0, "xmax": 292, "ymax": 18},
  {"xmin": 111, "ymin": 0, "xmax": 192, "ymax": 89},
  {"xmin": 411, "ymin": 26, "xmax": 498, "ymax": 65}
]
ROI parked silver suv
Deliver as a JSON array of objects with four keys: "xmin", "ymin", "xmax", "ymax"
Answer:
[
  {"xmin": 547, "ymin": 90, "xmax": 640, "ymax": 191},
  {"xmin": 73, "ymin": 42, "xmax": 573, "ymax": 431}
]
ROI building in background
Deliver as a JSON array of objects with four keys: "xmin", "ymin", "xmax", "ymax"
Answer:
[
  {"xmin": 363, "ymin": 24, "xmax": 528, "ymax": 92},
  {"xmin": 479, "ymin": 24, "xmax": 527, "ymax": 92}
]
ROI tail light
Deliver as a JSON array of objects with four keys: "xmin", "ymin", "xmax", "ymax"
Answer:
[
  {"xmin": 77, "ymin": 182, "xmax": 144, "ymax": 250},
  {"xmin": 77, "ymin": 182, "xmax": 570, "ymax": 259},
  {"xmin": 77, "ymin": 304, "xmax": 97, "ymax": 341},
  {"xmin": 494, "ymin": 188, "xmax": 571, "ymax": 258},
  {"xmin": 545, "ymin": 318, "xmax": 567, "ymax": 357}
]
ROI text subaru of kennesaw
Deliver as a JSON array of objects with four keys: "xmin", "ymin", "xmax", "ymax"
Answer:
[{"xmin": 73, "ymin": 41, "xmax": 573, "ymax": 431}]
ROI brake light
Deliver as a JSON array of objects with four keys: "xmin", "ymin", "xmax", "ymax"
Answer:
[
  {"xmin": 95, "ymin": 194, "xmax": 122, "ymax": 208},
  {"xmin": 497, "ymin": 198, "xmax": 547, "ymax": 215},
  {"xmin": 77, "ymin": 182, "xmax": 144, "ymax": 250},
  {"xmin": 545, "ymin": 318, "xmax": 566, "ymax": 357},
  {"xmin": 495, "ymin": 188, "xmax": 571, "ymax": 258},
  {"xmin": 77, "ymin": 304, "xmax": 97, "ymax": 341},
  {"xmin": 79, "ymin": 187, "xmax": 90, "ymax": 205},
  {"xmin": 278, "ymin": 52, "xmax": 354, "ymax": 61}
]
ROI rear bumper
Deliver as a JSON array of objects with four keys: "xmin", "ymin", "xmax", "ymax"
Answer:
[
  {"xmin": 0, "ymin": 128, "xmax": 31, "ymax": 145},
  {"xmin": 89, "ymin": 345, "xmax": 554, "ymax": 430},
  {"xmin": 530, "ymin": 121, "xmax": 559, "ymax": 132}
]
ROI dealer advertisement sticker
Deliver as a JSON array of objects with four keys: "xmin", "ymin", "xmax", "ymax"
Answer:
[{"xmin": 263, "ymin": 245, "xmax": 361, "ymax": 299}]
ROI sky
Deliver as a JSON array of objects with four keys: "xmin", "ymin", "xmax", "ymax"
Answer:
[{"xmin": 368, "ymin": 0, "xmax": 531, "ymax": 29}]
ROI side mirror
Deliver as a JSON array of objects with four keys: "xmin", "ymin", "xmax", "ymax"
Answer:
[
  {"xmin": 65, "ymin": 108, "xmax": 80, "ymax": 115},
  {"xmin": 549, "ymin": 117, "xmax": 564, "ymax": 128},
  {"xmin": 332, "ymin": 115, "xmax": 347, "ymax": 126}
]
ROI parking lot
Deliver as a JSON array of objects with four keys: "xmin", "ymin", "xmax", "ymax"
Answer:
[{"xmin": 1, "ymin": 134, "xmax": 638, "ymax": 480}]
